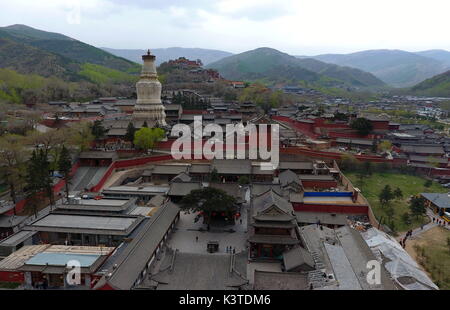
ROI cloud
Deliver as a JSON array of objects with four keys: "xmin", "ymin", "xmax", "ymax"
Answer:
[
  {"xmin": 106, "ymin": 0, "xmax": 293, "ymax": 21},
  {"xmin": 216, "ymin": 0, "xmax": 294, "ymax": 21},
  {"xmin": 107, "ymin": 0, "xmax": 213, "ymax": 11}
]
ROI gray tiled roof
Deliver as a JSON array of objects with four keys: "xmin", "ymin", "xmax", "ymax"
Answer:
[
  {"xmin": 212, "ymin": 159, "xmax": 252, "ymax": 175},
  {"xmin": 252, "ymin": 189, "xmax": 294, "ymax": 218},
  {"xmin": 78, "ymin": 151, "xmax": 118, "ymax": 160},
  {"xmin": 283, "ymin": 246, "xmax": 315, "ymax": 271},
  {"xmin": 279, "ymin": 170, "xmax": 301, "ymax": 187},
  {"xmin": 189, "ymin": 163, "xmax": 211, "ymax": 174},
  {"xmin": 401, "ymin": 145, "xmax": 445, "ymax": 155},
  {"xmin": 295, "ymin": 211, "xmax": 351, "ymax": 225},
  {"xmin": 97, "ymin": 202, "xmax": 180, "ymax": 290},
  {"xmin": 421, "ymin": 193, "xmax": 450, "ymax": 209},
  {"xmin": 279, "ymin": 161, "xmax": 314, "ymax": 170},
  {"xmin": 298, "ymin": 174, "xmax": 335, "ymax": 181},
  {"xmin": 152, "ymin": 165, "xmax": 189, "ymax": 175},
  {"xmin": 253, "ymin": 270, "xmax": 309, "ymax": 290},
  {"xmin": 167, "ymin": 182, "xmax": 202, "ymax": 196}
]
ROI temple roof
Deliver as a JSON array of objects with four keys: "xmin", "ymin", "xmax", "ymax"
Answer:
[{"xmin": 252, "ymin": 188, "xmax": 294, "ymax": 219}]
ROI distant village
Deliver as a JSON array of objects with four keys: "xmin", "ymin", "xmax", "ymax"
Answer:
[{"xmin": 0, "ymin": 53, "xmax": 449, "ymax": 291}]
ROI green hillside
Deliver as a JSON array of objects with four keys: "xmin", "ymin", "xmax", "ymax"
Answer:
[
  {"xmin": 410, "ymin": 70, "xmax": 450, "ymax": 97},
  {"xmin": 79, "ymin": 63, "xmax": 138, "ymax": 85},
  {"xmin": 0, "ymin": 25, "xmax": 143, "ymax": 104},
  {"xmin": 0, "ymin": 36, "xmax": 81, "ymax": 80},
  {"xmin": 1, "ymin": 24, "xmax": 140, "ymax": 73},
  {"xmin": 207, "ymin": 47, "xmax": 384, "ymax": 88},
  {"xmin": 0, "ymin": 24, "xmax": 71, "ymax": 41}
]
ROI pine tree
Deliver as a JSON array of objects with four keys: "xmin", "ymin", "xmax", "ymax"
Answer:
[
  {"xmin": 125, "ymin": 122, "xmax": 137, "ymax": 144},
  {"xmin": 58, "ymin": 145, "xmax": 72, "ymax": 200},
  {"xmin": 26, "ymin": 150, "xmax": 40, "ymax": 216},
  {"xmin": 379, "ymin": 185, "xmax": 394, "ymax": 206},
  {"xmin": 39, "ymin": 149, "xmax": 54, "ymax": 209},
  {"xmin": 26, "ymin": 149, "xmax": 53, "ymax": 215},
  {"xmin": 409, "ymin": 196, "xmax": 426, "ymax": 219},
  {"xmin": 394, "ymin": 187, "xmax": 403, "ymax": 200},
  {"xmin": 91, "ymin": 120, "xmax": 107, "ymax": 140}
]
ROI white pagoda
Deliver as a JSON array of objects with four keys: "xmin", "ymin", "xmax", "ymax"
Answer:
[{"xmin": 132, "ymin": 50, "xmax": 166, "ymax": 126}]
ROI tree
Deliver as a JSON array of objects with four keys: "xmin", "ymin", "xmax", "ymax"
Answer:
[
  {"xmin": 339, "ymin": 154, "xmax": 357, "ymax": 171},
  {"xmin": 402, "ymin": 212, "xmax": 411, "ymax": 225},
  {"xmin": 238, "ymin": 176, "xmax": 250, "ymax": 186},
  {"xmin": 385, "ymin": 205, "xmax": 395, "ymax": 222},
  {"xmin": 68, "ymin": 122, "xmax": 95, "ymax": 152},
  {"xmin": 394, "ymin": 187, "xmax": 403, "ymax": 200},
  {"xmin": 26, "ymin": 128, "xmax": 66, "ymax": 158},
  {"xmin": 25, "ymin": 149, "xmax": 53, "ymax": 216},
  {"xmin": 133, "ymin": 127, "xmax": 165, "ymax": 152},
  {"xmin": 0, "ymin": 134, "xmax": 28, "ymax": 213},
  {"xmin": 378, "ymin": 140, "xmax": 392, "ymax": 153},
  {"xmin": 424, "ymin": 179, "xmax": 432, "ymax": 188},
  {"xmin": 124, "ymin": 122, "xmax": 137, "ymax": 144},
  {"xmin": 334, "ymin": 112, "xmax": 349, "ymax": 121},
  {"xmin": 209, "ymin": 168, "xmax": 220, "ymax": 182},
  {"xmin": 379, "ymin": 185, "xmax": 394, "ymax": 206},
  {"xmin": 350, "ymin": 118, "xmax": 373, "ymax": 136},
  {"xmin": 91, "ymin": 120, "xmax": 107, "ymax": 141},
  {"xmin": 58, "ymin": 145, "xmax": 72, "ymax": 200},
  {"xmin": 409, "ymin": 196, "xmax": 426, "ymax": 219},
  {"xmin": 180, "ymin": 187, "xmax": 237, "ymax": 226}
]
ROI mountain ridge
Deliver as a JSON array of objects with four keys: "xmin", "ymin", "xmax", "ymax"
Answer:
[
  {"xmin": 102, "ymin": 47, "xmax": 233, "ymax": 66},
  {"xmin": 0, "ymin": 24, "xmax": 140, "ymax": 76},
  {"xmin": 307, "ymin": 49, "xmax": 450, "ymax": 87},
  {"xmin": 206, "ymin": 47, "xmax": 385, "ymax": 88}
]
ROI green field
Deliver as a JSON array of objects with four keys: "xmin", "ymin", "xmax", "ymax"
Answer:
[{"xmin": 346, "ymin": 172, "xmax": 447, "ymax": 233}]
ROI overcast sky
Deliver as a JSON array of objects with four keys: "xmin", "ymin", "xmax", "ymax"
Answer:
[{"xmin": 1, "ymin": 0, "xmax": 450, "ymax": 55}]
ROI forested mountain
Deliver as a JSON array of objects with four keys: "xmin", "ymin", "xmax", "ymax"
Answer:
[
  {"xmin": 207, "ymin": 47, "xmax": 385, "ymax": 88},
  {"xmin": 0, "ymin": 25, "xmax": 141, "ymax": 104}
]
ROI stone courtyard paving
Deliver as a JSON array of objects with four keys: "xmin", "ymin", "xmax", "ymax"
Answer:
[{"xmin": 167, "ymin": 206, "xmax": 249, "ymax": 255}]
